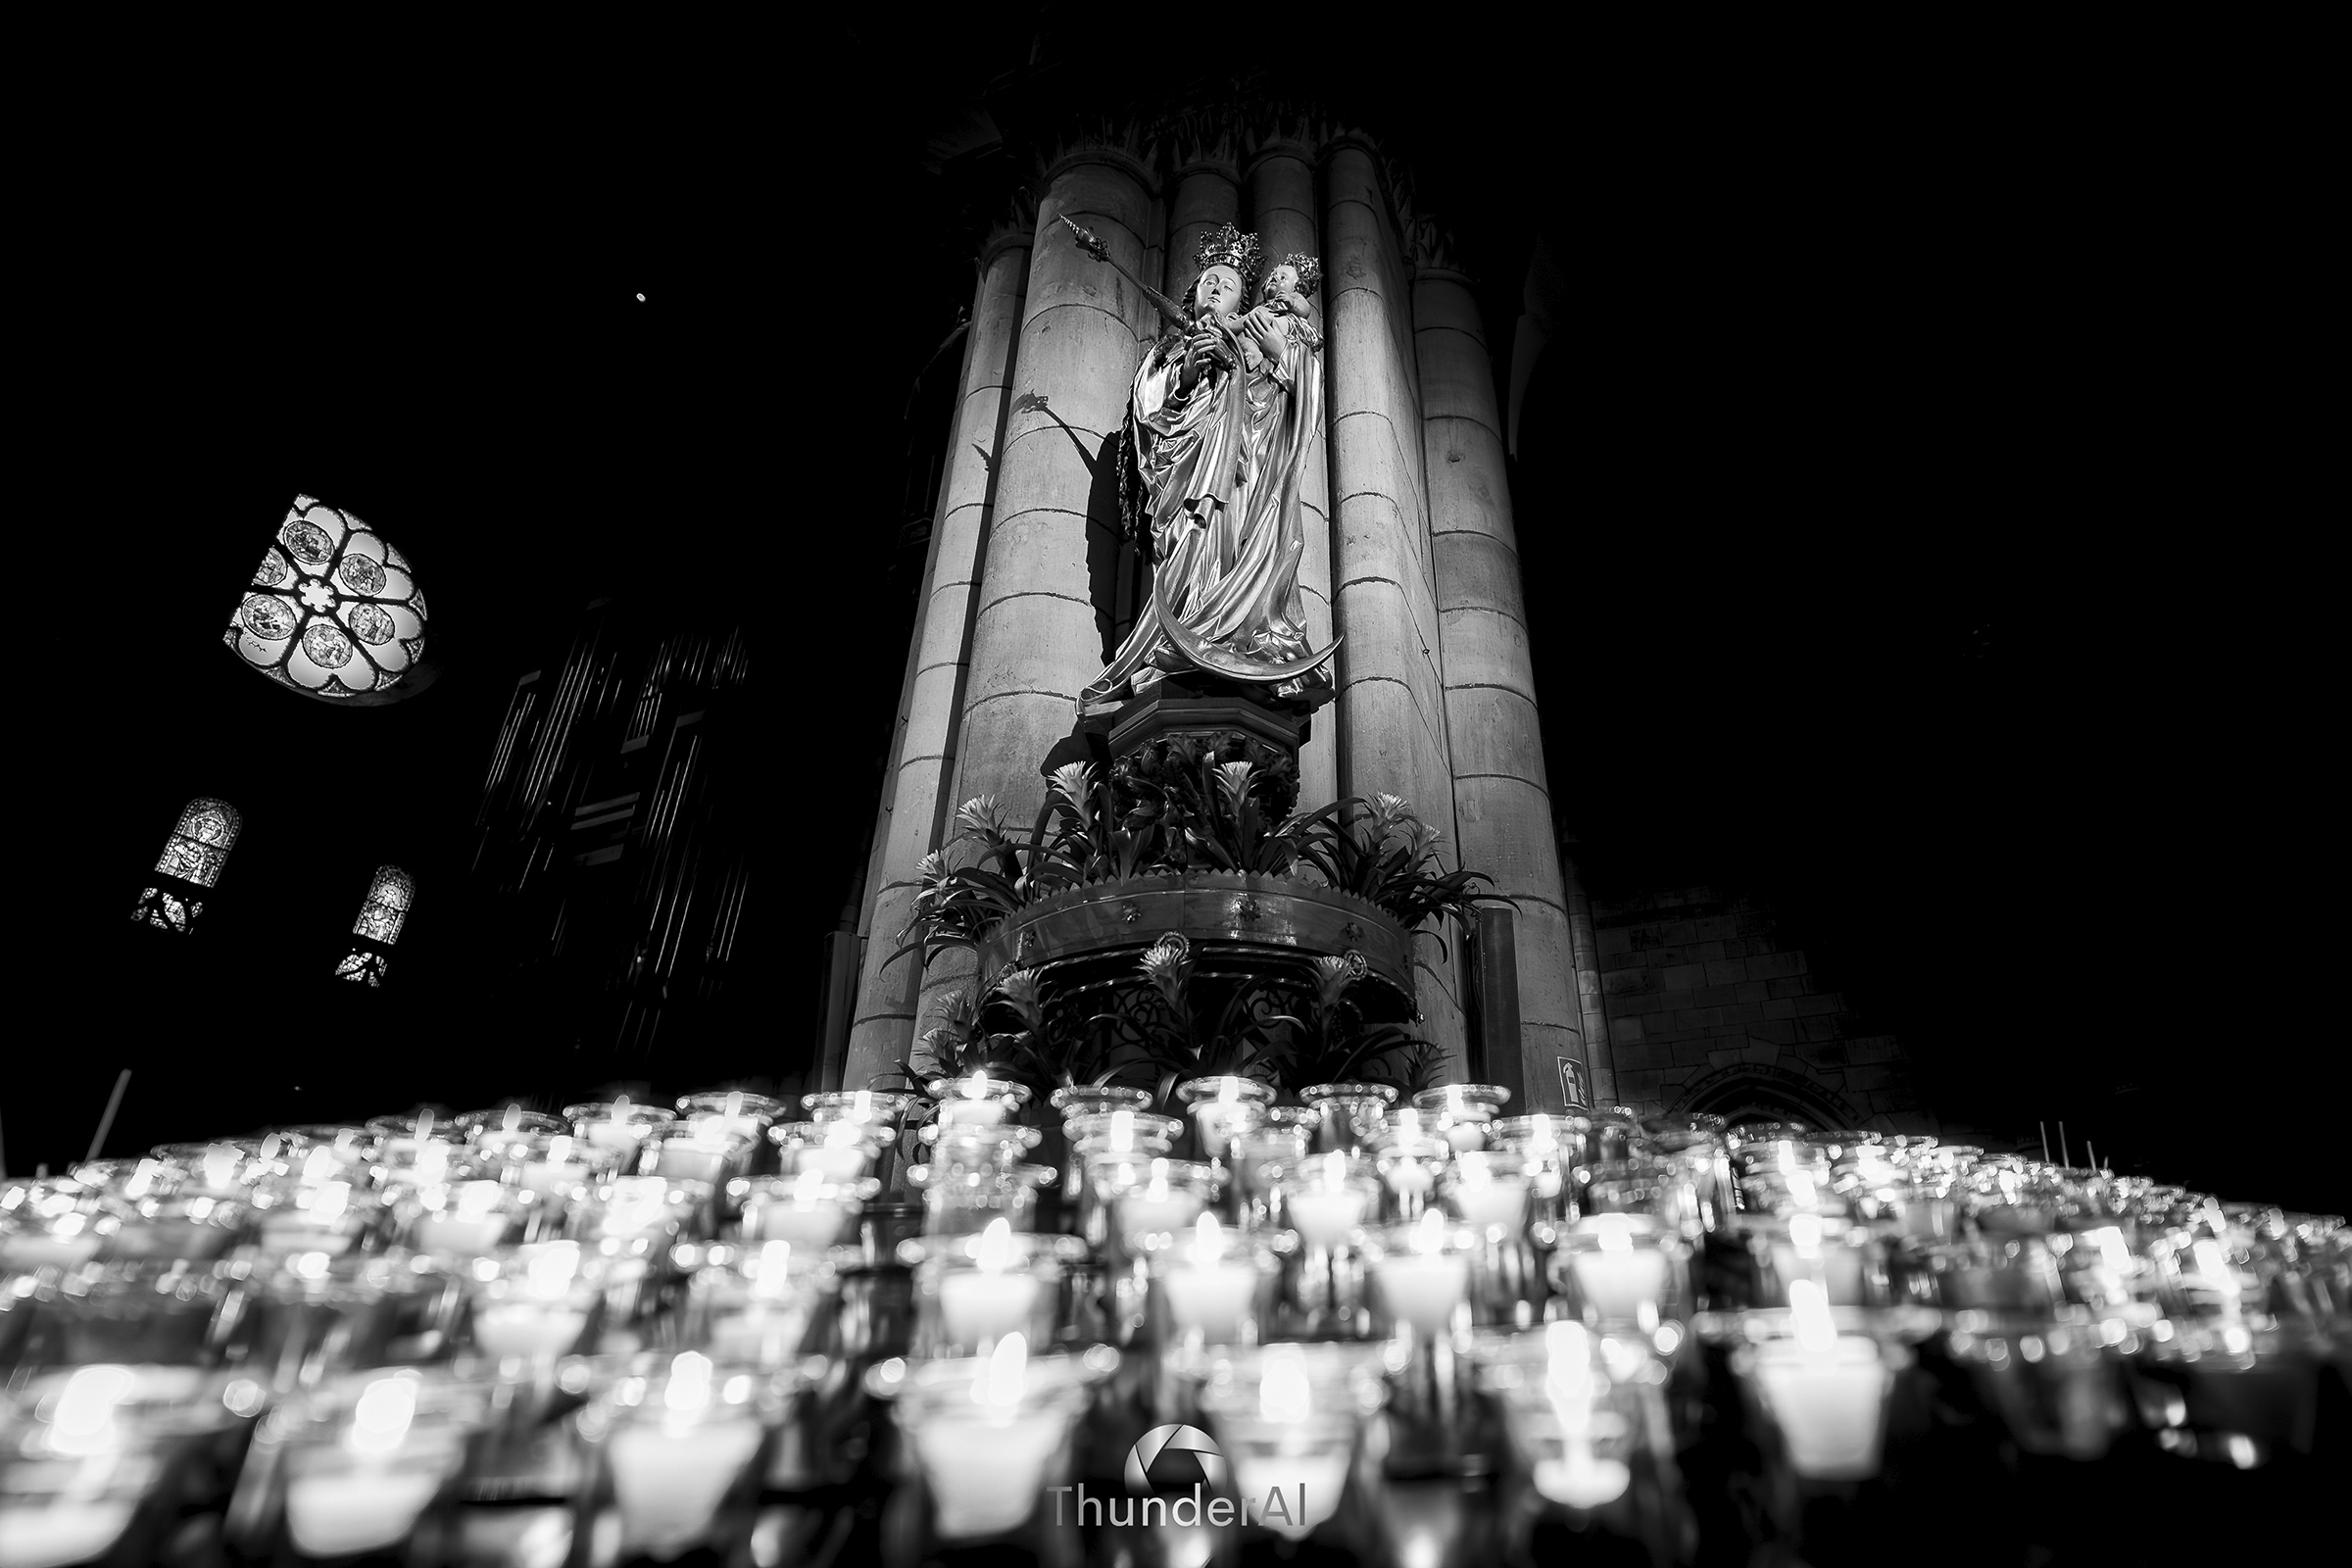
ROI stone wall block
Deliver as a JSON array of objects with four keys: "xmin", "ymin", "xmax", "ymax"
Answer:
[
  {"xmin": 1442, "ymin": 685, "xmax": 1548, "ymax": 788},
  {"xmin": 1433, "ymin": 529, "xmax": 1529, "ymax": 620},
  {"xmin": 1437, "ymin": 604, "xmax": 1539, "ymax": 697}
]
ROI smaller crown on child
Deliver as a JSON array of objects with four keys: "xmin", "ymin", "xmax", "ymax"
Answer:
[
  {"xmin": 1195, "ymin": 223, "xmax": 1263, "ymax": 286},
  {"xmin": 1270, "ymin": 253, "xmax": 1322, "ymax": 297}
]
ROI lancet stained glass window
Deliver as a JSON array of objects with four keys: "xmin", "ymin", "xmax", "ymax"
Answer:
[
  {"xmin": 335, "ymin": 952, "xmax": 390, "ymax": 987},
  {"xmin": 352, "ymin": 866, "xmax": 415, "ymax": 946},
  {"xmin": 154, "ymin": 799, "xmax": 242, "ymax": 888},
  {"xmin": 226, "ymin": 496, "xmax": 428, "ymax": 700}
]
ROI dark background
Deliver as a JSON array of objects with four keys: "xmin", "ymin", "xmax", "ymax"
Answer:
[{"xmin": 15, "ymin": 30, "xmax": 2336, "ymax": 1209}]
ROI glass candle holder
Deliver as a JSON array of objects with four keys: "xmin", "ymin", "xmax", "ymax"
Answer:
[
  {"xmin": 461, "ymin": 1241, "xmax": 607, "ymax": 1364},
  {"xmin": 1105, "ymin": 1158, "xmax": 1226, "ymax": 1250},
  {"xmin": 1175, "ymin": 1076, "xmax": 1277, "ymax": 1168},
  {"xmin": 561, "ymin": 1101, "xmax": 677, "ymax": 1162},
  {"xmin": 904, "ymin": 1220, "xmax": 1085, "ymax": 1357},
  {"xmin": 1049, "ymin": 1083, "xmax": 1153, "ymax": 1123},
  {"xmin": 675, "ymin": 1242, "xmax": 831, "ymax": 1369},
  {"xmin": 44, "ymin": 1259, "xmax": 236, "ymax": 1366},
  {"xmin": 1444, "ymin": 1152, "xmax": 1542, "ymax": 1329},
  {"xmin": 734, "ymin": 1174, "xmax": 878, "ymax": 1248},
  {"xmin": 917, "ymin": 1122, "xmax": 1045, "ymax": 1171},
  {"xmin": 641, "ymin": 1126, "xmax": 755, "ymax": 1189},
  {"xmin": 768, "ymin": 1120, "xmax": 886, "ymax": 1182},
  {"xmin": 1716, "ymin": 1303, "xmax": 1926, "ymax": 1481},
  {"xmin": 1231, "ymin": 1122, "xmax": 1316, "ymax": 1231},
  {"xmin": 1194, "ymin": 1342, "xmax": 1387, "ymax": 1541},
  {"xmin": 1271, "ymin": 1152, "xmax": 1380, "ymax": 1338},
  {"xmin": 101, "ymin": 1194, "xmax": 247, "ymax": 1264},
  {"xmin": 1943, "ymin": 1305, "xmax": 2130, "ymax": 1460},
  {"xmin": 1364, "ymin": 1213, "xmax": 1477, "ymax": 1341},
  {"xmin": 675, "ymin": 1090, "xmax": 789, "ymax": 1145},
  {"xmin": 1146, "ymin": 1214, "xmax": 1281, "ymax": 1350},
  {"xmin": 1491, "ymin": 1115, "xmax": 1592, "ymax": 1224},
  {"xmin": 150, "ymin": 1142, "xmax": 262, "ymax": 1197},
  {"xmin": 1741, "ymin": 1213, "xmax": 1881, "ymax": 1309},
  {"xmin": 803, "ymin": 1088, "xmax": 924, "ymax": 1127},
  {"xmin": 891, "ymin": 1338, "xmax": 1099, "ymax": 1544},
  {"xmin": 1065, "ymin": 1116, "xmax": 1182, "ymax": 1240},
  {"xmin": 1649, "ymin": 1126, "xmax": 1738, "ymax": 1238},
  {"xmin": 1471, "ymin": 1321, "xmax": 1657, "ymax": 1515},
  {"xmin": 452, "ymin": 1105, "xmax": 568, "ymax": 1143},
  {"xmin": 69, "ymin": 1157, "xmax": 185, "ymax": 1201},
  {"xmin": 573, "ymin": 1351, "xmax": 774, "ymax": 1563},
  {"xmin": 910, "ymin": 1162, "xmax": 1056, "ymax": 1237},
  {"xmin": 402, "ymin": 1179, "xmax": 521, "ymax": 1261},
  {"xmin": 1550, "ymin": 1213, "xmax": 1687, "ymax": 1329},
  {"xmin": 3, "ymin": 1364, "xmax": 262, "ymax": 1568},
  {"xmin": 1412, "ymin": 1084, "xmax": 1512, "ymax": 1151},
  {"xmin": 233, "ymin": 1250, "xmax": 454, "ymax": 1395},
  {"xmin": 925, "ymin": 1074, "xmax": 1033, "ymax": 1128},
  {"xmin": 0, "ymin": 1183, "xmax": 114, "ymax": 1271},
  {"xmin": 1371, "ymin": 1133, "xmax": 1451, "ymax": 1223},
  {"xmin": 1298, "ymin": 1082, "xmax": 1400, "ymax": 1155},
  {"xmin": 247, "ymin": 1179, "xmax": 382, "ymax": 1259}
]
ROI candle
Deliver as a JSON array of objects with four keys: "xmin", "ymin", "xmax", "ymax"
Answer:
[
  {"xmin": 608, "ymin": 1353, "xmax": 764, "ymax": 1557},
  {"xmin": 1566, "ymin": 1215, "xmax": 1671, "ymax": 1324},
  {"xmin": 1531, "ymin": 1321, "xmax": 1631, "ymax": 1509},
  {"xmin": 473, "ymin": 1302, "xmax": 587, "ymax": 1359},
  {"xmin": 1288, "ymin": 1189, "xmax": 1366, "ymax": 1250},
  {"xmin": 938, "ymin": 1219, "xmax": 1039, "ymax": 1348},
  {"xmin": 908, "ymin": 1335, "xmax": 1068, "ymax": 1540},
  {"xmin": 284, "ymin": 1374, "xmax": 456, "ymax": 1558},
  {"xmin": 1225, "ymin": 1348, "xmax": 1350, "ymax": 1540},
  {"xmin": 788, "ymin": 1143, "xmax": 869, "ymax": 1182},
  {"xmin": 1162, "ymin": 1214, "xmax": 1259, "ymax": 1344},
  {"xmin": 0, "ymin": 1503, "xmax": 138, "ymax": 1568},
  {"xmin": 1119, "ymin": 1186, "xmax": 1205, "ymax": 1239},
  {"xmin": 416, "ymin": 1182, "xmax": 511, "ymax": 1257},
  {"xmin": 748, "ymin": 1173, "xmax": 846, "ymax": 1247},
  {"xmin": 1375, "ymin": 1215, "xmax": 1469, "ymax": 1336},
  {"xmin": 1452, "ymin": 1172, "xmax": 1528, "ymax": 1233},
  {"xmin": 1747, "ymin": 1280, "xmax": 1889, "ymax": 1479}
]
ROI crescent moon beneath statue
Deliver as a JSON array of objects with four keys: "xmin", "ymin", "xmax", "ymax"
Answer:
[{"xmin": 1153, "ymin": 598, "xmax": 1341, "ymax": 682}]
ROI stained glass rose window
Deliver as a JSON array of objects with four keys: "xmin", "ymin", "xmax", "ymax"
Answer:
[{"xmin": 227, "ymin": 496, "xmax": 428, "ymax": 700}]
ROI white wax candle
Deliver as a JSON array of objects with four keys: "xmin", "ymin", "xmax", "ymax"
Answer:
[
  {"xmin": 1568, "ymin": 1248, "xmax": 1671, "ymax": 1322},
  {"xmin": 1453, "ymin": 1177, "xmax": 1528, "ymax": 1232},
  {"xmin": 583, "ymin": 1122, "xmax": 649, "ymax": 1156},
  {"xmin": 518, "ymin": 1162, "xmax": 592, "ymax": 1196},
  {"xmin": 284, "ymin": 1469, "xmax": 445, "ymax": 1557},
  {"xmin": 938, "ymin": 1100, "xmax": 1008, "ymax": 1127},
  {"xmin": 609, "ymin": 1418, "xmax": 763, "ymax": 1556},
  {"xmin": 1286, "ymin": 1189, "xmax": 1365, "ymax": 1249},
  {"xmin": 1445, "ymin": 1122, "xmax": 1489, "ymax": 1152},
  {"xmin": 751, "ymin": 1201, "xmax": 844, "ymax": 1248},
  {"xmin": 708, "ymin": 1304, "xmax": 811, "ymax": 1366},
  {"xmin": 792, "ymin": 1145, "xmax": 868, "ymax": 1182},
  {"xmin": 0, "ymin": 1501, "xmax": 136, "ymax": 1568},
  {"xmin": 1770, "ymin": 1241, "xmax": 1867, "ymax": 1305},
  {"xmin": 1375, "ymin": 1253, "xmax": 1468, "ymax": 1335},
  {"xmin": 938, "ymin": 1269, "xmax": 1040, "ymax": 1347},
  {"xmin": 473, "ymin": 1302, "xmax": 587, "ymax": 1359},
  {"xmin": 911, "ymin": 1412, "xmax": 1064, "ymax": 1540},
  {"xmin": 418, "ymin": 1214, "xmax": 508, "ymax": 1256},
  {"xmin": 1162, "ymin": 1263, "xmax": 1257, "ymax": 1342},
  {"xmin": 1533, "ymin": 1449, "xmax": 1632, "ymax": 1509},
  {"xmin": 1118, "ymin": 1193, "xmax": 1204, "ymax": 1236},
  {"xmin": 656, "ymin": 1148, "xmax": 730, "ymax": 1185},
  {"xmin": 1751, "ymin": 1338, "xmax": 1888, "ymax": 1479},
  {"xmin": 1230, "ymin": 1452, "xmax": 1349, "ymax": 1540}
]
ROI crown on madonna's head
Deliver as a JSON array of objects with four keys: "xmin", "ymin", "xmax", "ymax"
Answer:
[
  {"xmin": 1195, "ymin": 223, "xmax": 1263, "ymax": 286},
  {"xmin": 1268, "ymin": 253, "xmax": 1322, "ymax": 298}
]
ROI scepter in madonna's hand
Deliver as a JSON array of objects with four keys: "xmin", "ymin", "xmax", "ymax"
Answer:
[{"xmin": 1061, "ymin": 216, "xmax": 1194, "ymax": 327}]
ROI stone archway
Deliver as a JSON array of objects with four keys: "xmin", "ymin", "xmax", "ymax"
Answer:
[{"xmin": 1672, "ymin": 1062, "xmax": 1864, "ymax": 1129}]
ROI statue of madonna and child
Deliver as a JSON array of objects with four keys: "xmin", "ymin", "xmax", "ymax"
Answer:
[{"xmin": 1063, "ymin": 219, "xmax": 1339, "ymax": 716}]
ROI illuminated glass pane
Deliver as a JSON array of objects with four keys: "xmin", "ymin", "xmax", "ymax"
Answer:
[
  {"xmin": 153, "ymin": 798, "xmax": 242, "ymax": 889},
  {"xmin": 132, "ymin": 886, "xmax": 203, "ymax": 933},
  {"xmin": 334, "ymin": 951, "xmax": 388, "ymax": 987},
  {"xmin": 224, "ymin": 495, "xmax": 430, "ymax": 702},
  {"xmin": 352, "ymin": 865, "xmax": 416, "ymax": 945}
]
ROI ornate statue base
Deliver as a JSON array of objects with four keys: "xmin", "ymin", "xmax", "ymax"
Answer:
[{"xmin": 1040, "ymin": 673, "xmax": 1326, "ymax": 794}]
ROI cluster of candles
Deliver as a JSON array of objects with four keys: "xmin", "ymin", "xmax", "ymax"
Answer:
[{"xmin": 1, "ymin": 1079, "xmax": 2345, "ymax": 1565}]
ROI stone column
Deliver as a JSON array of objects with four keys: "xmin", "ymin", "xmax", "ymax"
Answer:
[
  {"xmin": 1416, "ymin": 260, "xmax": 1586, "ymax": 1112},
  {"xmin": 911, "ymin": 148, "xmax": 1163, "ymax": 1048},
  {"xmin": 1164, "ymin": 155, "xmax": 1238, "ymax": 318},
  {"xmin": 842, "ymin": 232, "xmax": 1031, "ymax": 1092},
  {"xmin": 1560, "ymin": 833, "xmax": 1617, "ymax": 1107},
  {"xmin": 1322, "ymin": 137, "xmax": 1465, "ymax": 1064},
  {"xmin": 1247, "ymin": 137, "xmax": 1338, "ymax": 813}
]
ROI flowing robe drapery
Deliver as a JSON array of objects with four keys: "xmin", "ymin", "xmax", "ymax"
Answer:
[{"xmin": 1079, "ymin": 309, "xmax": 1331, "ymax": 713}]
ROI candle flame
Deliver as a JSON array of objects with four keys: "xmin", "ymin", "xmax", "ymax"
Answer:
[
  {"xmin": 1109, "ymin": 1109, "xmax": 1135, "ymax": 1152},
  {"xmin": 1544, "ymin": 1320, "xmax": 1593, "ymax": 1401},
  {"xmin": 1259, "ymin": 1345, "xmax": 1312, "ymax": 1423},
  {"xmin": 1218, "ymin": 1079, "xmax": 1240, "ymax": 1103},
  {"xmin": 1590, "ymin": 1213, "xmax": 1638, "ymax": 1253},
  {"xmin": 1788, "ymin": 1212, "xmax": 1824, "ymax": 1261},
  {"xmin": 852, "ymin": 1091, "xmax": 873, "ymax": 1120},
  {"xmin": 1412, "ymin": 1208, "xmax": 1447, "ymax": 1255},
  {"xmin": 503, "ymin": 1104, "xmax": 523, "ymax": 1135},
  {"xmin": 724, "ymin": 1091, "xmax": 744, "ymax": 1119},
  {"xmin": 959, "ymin": 1074, "xmax": 989, "ymax": 1101},
  {"xmin": 415, "ymin": 1110, "xmax": 434, "ymax": 1141},
  {"xmin": 1324, "ymin": 1150, "xmax": 1348, "ymax": 1189},
  {"xmin": 612, "ymin": 1096, "xmax": 630, "ymax": 1117},
  {"xmin": 664, "ymin": 1351, "xmax": 713, "ymax": 1413},
  {"xmin": 979, "ymin": 1331, "xmax": 1028, "ymax": 1409},
  {"xmin": 549, "ymin": 1135, "xmax": 574, "ymax": 1163},
  {"xmin": 974, "ymin": 1216, "xmax": 1015, "ymax": 1272},
  {"xmin": 1194, "ymin": 1210, "xmax": 1224, "ymax": 1260},
  {"xmin": 1788, "ymin": 1277, "xmax": 1839, "ymax": 1354},
  {"xmin": 50, "ymin": 1364, "xmax": 134, "ymax": 1457},
  {"xmin": 202, "ymin": 1145, "xmax": 241, "ymax": 1190},
  {"xmin": 348, "ymin": 1372, "xmax": 419, "ymax": 1456},
  {"xmin": 259, "ymin": 1134, "xmax": 283, "ymax": 1163}
]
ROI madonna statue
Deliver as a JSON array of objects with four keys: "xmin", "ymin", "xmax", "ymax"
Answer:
[{"xmin": 1077, "ymin": 224, "xmax": 1338, "ymax": 715}]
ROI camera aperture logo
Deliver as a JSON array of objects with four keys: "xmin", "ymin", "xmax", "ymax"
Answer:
[{"xmin": 1048, "ymin": 1423, "xmax": 1312, "ymax": 1532}]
